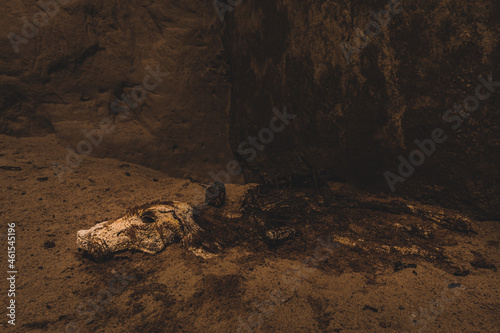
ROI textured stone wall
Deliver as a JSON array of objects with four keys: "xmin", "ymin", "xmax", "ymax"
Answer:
[
  {"xmin": 1, "ymin": 0, "xmax": 234, "ymax": 181},
  {"xmin": 222, "ymin": 0, "xmax": 500, "ymax": 218},
  {"xmin": 2, "ymin": 0, "xmax": 499, "ymax": 217}
]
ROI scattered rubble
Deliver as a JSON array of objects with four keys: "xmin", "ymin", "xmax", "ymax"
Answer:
[
  {"xmin": 265, "ymin": 227, "xmax": 295, "ymax": 244},
  {"xmin": 205, "ymin": 181, "xmax": 226, "ymax": 208}
]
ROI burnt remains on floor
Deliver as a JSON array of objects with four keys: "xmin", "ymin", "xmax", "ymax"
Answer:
[{"xmin": 195, "ymin": 180, "xmax": 484, "ymax": 275}]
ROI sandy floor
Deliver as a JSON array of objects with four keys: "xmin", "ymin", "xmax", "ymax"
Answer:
[{"xmin": 0, "ymin": 134, "xmax": 498, "ymax": 332}]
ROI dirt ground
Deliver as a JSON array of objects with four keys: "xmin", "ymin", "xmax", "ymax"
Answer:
[{"xmin": 0, "ymin": 134, "xmax": 498, "ymax": 332}]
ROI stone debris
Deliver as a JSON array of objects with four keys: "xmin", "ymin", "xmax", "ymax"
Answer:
[
  {"xmin": 265, "ymin": 227, "xmax": 295, "ymax": 244},
  {"xmin": 77, "ymin": 201, "xmax": 203, "ymax": 261},
  {"xmin": 205, "ymin": 181, "xmax": 226, "ymax": 208}
]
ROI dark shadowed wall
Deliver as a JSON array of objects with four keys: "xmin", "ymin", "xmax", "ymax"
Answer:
[{"xmin": 222, "ymin": 0, "xmax": 500, "ymax": 218}]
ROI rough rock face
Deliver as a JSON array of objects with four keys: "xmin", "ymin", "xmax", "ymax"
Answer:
[
  {"xmin": 2, "ymin": 1, "xmax": 499, "ymax": 217},
  {"xmin": 222, "ymin": 0, "xmax": 500, "ymax": 218},
  {"xmin": 1, "ymin": 0, "xmax": 234, "ymax": 180}
]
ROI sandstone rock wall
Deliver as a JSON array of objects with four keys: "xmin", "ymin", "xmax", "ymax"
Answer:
[{"xmin": 1, "ymin": 0, "xmax": 234, "ymax": 181}]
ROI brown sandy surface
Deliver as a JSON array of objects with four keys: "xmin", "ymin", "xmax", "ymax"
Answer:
[{"xmin": 0, "ymin": 134, "xmax": 498, "ymax": 332}]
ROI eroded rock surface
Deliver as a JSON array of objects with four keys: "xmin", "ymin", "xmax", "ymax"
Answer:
[
  {"xmin": 222, "ymin": 0, "xmax": 500, "ymax": 218},
  {"xmin": 1, "ymin": 0, "xmax": 233, "ymax": 181}
]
